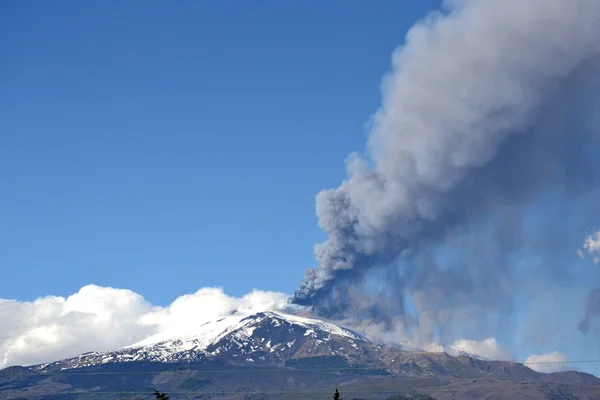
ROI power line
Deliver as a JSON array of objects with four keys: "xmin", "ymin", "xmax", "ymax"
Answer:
[{"xmin": 523, "ymin": 359, "xmax": 600, "ymax": 364}]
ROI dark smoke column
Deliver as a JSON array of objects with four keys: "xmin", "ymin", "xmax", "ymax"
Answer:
[
  {"xmin": 291, "ymin": 175, "xmax": 411, "ymax": 305},
  {"xmin": 290, "ymin": 0, "xmax": 600, "ymax": 307}
]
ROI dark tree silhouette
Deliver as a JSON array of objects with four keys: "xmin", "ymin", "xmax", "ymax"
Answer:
[
  {"xmin": 333, "ymin": 388, "xmax": 341, "ymax": 400},
  {"xmin": 154, "ymin": 389, "xmax": 170, "ymax": 400}
]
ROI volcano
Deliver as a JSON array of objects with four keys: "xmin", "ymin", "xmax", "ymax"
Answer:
[{"xmin": 1, "ymin": 311, "xmax": 600, "ymax": 400}]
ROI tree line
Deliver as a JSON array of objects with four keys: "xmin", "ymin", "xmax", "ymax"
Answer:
[{"xmin": 153, "ymin": 388, "xmax": 436, "ymax": 400}]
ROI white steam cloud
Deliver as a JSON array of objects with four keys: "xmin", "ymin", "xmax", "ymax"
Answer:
[
  {"xmin": 450, "ymin": 338, "xmax": 512, "ymax": 361},
  {"xmin": 423, "ymin": 337, "xmax": 511, "ymax": 361},
  {"xmin": 582, "ymin": 230, "xmax": 600, "ymax": 264},
  {"xmin": 524, "ymin": 352, "xmax": 570, "ymax": 373},
  {"xmin": 0, "ymin": 285, "xmax": 287, "ymax": 369}
]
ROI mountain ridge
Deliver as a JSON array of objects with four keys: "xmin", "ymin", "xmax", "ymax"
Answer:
[
  {"xmin": 3, "ymin": 311, "xmax": 600, "ymax": 400},
  {"xmin": 32, "ymin": 310, "xmax": 369, "ymax": 371},
  {"xmin": 30, "ymin": 310, "xmax": 504, "ymax": 372}
]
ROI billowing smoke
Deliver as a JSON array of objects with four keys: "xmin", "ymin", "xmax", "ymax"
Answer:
[
  {"xmin": 292, "ymin": 0, "xmax": 600, "ymax": 352},
  {"xmin": 578, "ymin": 288, "xmax": 600, "ymax": 335}
]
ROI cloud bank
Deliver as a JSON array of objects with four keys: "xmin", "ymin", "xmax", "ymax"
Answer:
[{"xmin": 0, "ymin": 285, "xmax": 287, "ymax": 369}]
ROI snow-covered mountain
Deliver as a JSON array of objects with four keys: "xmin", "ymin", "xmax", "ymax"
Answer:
[
  {"xmin": 35, "ymin": 310, "xmax": 370, "ymax": 371},
  {"xmin": 33, "ymin": 310, "xmax": 499, "ymax": 372},
  {"xmin": 131, "ymin": 310, "xmax": 363, "ymax": 348},
  {"xmin": 8, "ymin": 311, "xmax": 600, "ymax": 400}
]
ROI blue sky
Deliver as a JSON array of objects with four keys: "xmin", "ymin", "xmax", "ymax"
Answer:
[{"xmin": 1, "ymin": 0, "xmax": 442, "ymax": 305}]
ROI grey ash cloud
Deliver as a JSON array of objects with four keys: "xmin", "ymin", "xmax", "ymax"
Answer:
[
  {"xmin": 579, "ymin": 288, "xmax": 600, "ymax": 335},
  {"xmin": 291, "ymin": 0, "xmax": 600, "ymax": 343}
]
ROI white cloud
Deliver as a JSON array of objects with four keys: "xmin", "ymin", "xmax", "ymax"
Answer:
[
  {"xmin": 0, "ymin": 285, "xmax": 573, "ymax": 376},
  {"xmin": 0, "ymin": 285, "xmax": 288, "ymax": 369},
  {"xmin": 137, "ymin": 287, "xmax": 288, "ymax": 334},
  {"xmin": 524, "ymin": 352, "xmax": 569, "ymax": 373},
  {"xmin": 450, "ymin": 338, "xmax": 512, "ymax": 361},
  {"xmin": 423, "ymin": 337, "xmax": 512, "ymax": 361},
  {"xmin": 582, "ymin": 231, "xmax": 600, "ymax": 264}
]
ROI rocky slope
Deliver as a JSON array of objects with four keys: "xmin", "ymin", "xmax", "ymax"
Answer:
[
  {"xmin": 33, "ymin": 310, "xmax": 369, "ymax": 370},
  {"xmin": 1, "ymin": 310, "xmax": 599, "ymax": 400}
]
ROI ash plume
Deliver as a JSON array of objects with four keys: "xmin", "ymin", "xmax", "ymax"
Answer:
[
  {"xmin": 291, "ymin": 0, "xmax": 600, "ymax": 345},
  {"xmin": 578, "ymin": 288, "xmax": 600, "ymax": 335}
]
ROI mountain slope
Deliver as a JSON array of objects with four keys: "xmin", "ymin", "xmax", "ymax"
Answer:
[
  {"xmin": 34, "ymin": 310, "xmax": 369, "ymax": 371},
  {"xmin": 2, "ymin": 311, "xmax": 600, "ymax": 400}
]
